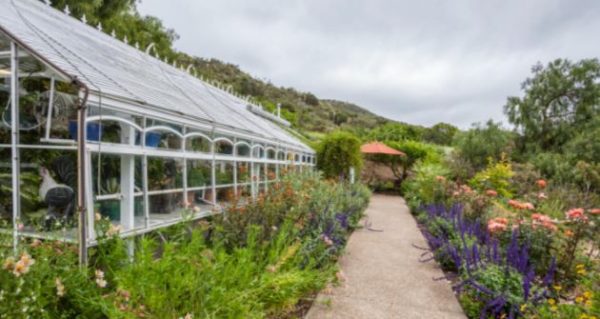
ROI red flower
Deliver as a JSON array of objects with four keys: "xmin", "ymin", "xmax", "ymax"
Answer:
[
  {"xmin": 485, "ymin": 189, "xmax": 498, "ymax": 197},
  {"xmin": 566, "ymin": 208, "xmax": 588, "ymax": 221},
  {"xmin": 536, "ymin": 179, "xmax": 547, "ymax": 189}
]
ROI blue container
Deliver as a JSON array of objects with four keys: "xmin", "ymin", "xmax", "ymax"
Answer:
[
  {"xmin": 69, "ymin": 120, "xmax": 102, "ymax": 141},
  {"xmin": 135, "ymin": 132, "xmax": 162, "ymax": 147}
]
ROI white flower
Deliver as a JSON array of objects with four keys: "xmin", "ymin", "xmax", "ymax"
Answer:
[{"xmin": 55, "ymin": 278, "xmax": 65, "ymax": 297}]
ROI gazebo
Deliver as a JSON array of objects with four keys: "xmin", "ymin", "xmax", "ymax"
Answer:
[{"xmin": 0, "ymin": 0, "xmax": 315, "ymax": 262}]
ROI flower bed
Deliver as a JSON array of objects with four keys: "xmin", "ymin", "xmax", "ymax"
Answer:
[
  {"xmin": 0, "ymin": 171, "xmax": 371, "ymax": 318},
  {"xmin": 404, "ymin": 159, "xmax": 599, "ymax": 319}
]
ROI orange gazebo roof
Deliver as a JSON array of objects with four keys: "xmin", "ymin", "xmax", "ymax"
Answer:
[{"xmin": 361, "ymin": 142, "xmax": 406, "ymax": 156}]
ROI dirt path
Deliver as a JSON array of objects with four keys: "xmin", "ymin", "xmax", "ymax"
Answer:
[{"xmin": 305, "ymin": 195, "xmax": 465, "ymax": 319}]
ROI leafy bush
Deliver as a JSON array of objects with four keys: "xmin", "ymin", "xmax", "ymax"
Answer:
[
  {"xmin": 316, "ymin": 131, "xmax": 363, "ymax": 180},
  {"xmin": 0, "ymin": 172, "xmax": 371, "ymax": 318},
  {"xmin": 453, "ymin": 120, "xmax": 515, "ymax": 169},
  {"xmin": 469, "ymin": 155, "xmax": 515, "ymax": 198}
]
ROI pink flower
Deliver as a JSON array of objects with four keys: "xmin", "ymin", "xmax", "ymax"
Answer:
[
  {"xmin": 566, "ymin": 208, "xmax": 588, "ymax": 221},
  {"xmin": 435, "ymin": 176, "xmax": 446, "ymax": 182},
  {"xmin": 487, "ymin": 218, "xmax": 508, "ymax": 234},
  {"xmin": 485, "ymin": 190, "xmax": 498, "ymax": 197},
  {"xmin": 589, "ymin": 208, "xmax": 600, "ymax": 215},
  {"xmin": 522, "ymin": 202, "xmax": 535, "ymax": 210},
  {"xmin": 538, "ymin": 192, "xmax": 547, "ymax": 200}
]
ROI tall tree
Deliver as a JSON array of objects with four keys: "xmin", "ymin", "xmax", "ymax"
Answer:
[{"xmin": 504, "ymin": 58, "xmax": 600, "ymax": 152}]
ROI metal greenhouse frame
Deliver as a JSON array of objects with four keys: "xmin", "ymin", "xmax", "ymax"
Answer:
[{"xmin": 0, "ymin": 0, "xmax": 315, "ymax": 264}]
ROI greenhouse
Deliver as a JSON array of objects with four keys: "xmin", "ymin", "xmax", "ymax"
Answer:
[{"xmin": 0, "ymin": 0, "xmax": 314, "ymax": 257}]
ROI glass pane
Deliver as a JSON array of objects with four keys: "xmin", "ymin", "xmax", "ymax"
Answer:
[
  {"xmin": 215, "ymin": 161, "xmax": 234, "ymax": 185},
  {"xmin": 148, "ymin": 193, "xmax": 185, "ymax": 215},
  {"xmin": 20, "ymin": 149, "xmax": 78, "ymax": 232},
  {"xmin": 187, "ymin": 159, "xmax": 211, "ymax": 188},
  {"xmin": 148, "ymin": 157, "xmax": 183, "ymax": 191},
  {"xmin": 0, "ymin": 34, "xmax": 10, "ymax": 144},
  {"xmin": 185, "ymin": 130, "xmax": 211, "ymax": 153},
  {"xmin": 237, "ymin": 162, "xmax": 250, "ymax": 183},
  {"xmin": 215, "ymin": 140, "xmax": 233, "ymax": 155},
  {"xmin": 145, "ymin": 119, "xmax": 182, "ymax": 150},
  {"xmin": 0, "ymin": 148, "xmax": 12, "ymax": 230}
]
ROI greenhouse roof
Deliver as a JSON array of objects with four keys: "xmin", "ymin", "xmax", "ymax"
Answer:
[{"xmin": 0, "ymin": 0, "xmax": 313, "ymax": 153}]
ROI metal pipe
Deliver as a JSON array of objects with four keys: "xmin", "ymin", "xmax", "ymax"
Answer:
[
  {"xmin": 74, "ymin": 77, "xmax": 90, "ymax": 267},
  {"xmin": 10, "ymin": 41, "xmax": 20, "ymax": 254}
]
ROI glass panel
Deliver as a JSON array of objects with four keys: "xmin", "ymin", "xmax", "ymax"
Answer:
[
  {"xmin": 185, "ymin": 130, "xmax": 211, "ymax": 153},
  {"xmin": 86, "ymin": 106, "xmax": 143, "ymax": 145},
  {"xmin": 148, "ymin": 192, "xmax": 185, "ymax": 216},
  {"xmin": 0, "ymin": 34, "xmax": 10, "ymax": 144},
  {"xmin": 215, "ymin": 161, "xmax": 234, "ymax": 185},
  {"xmin": 267, "ymin": 148, "xmax": 276, "ymax": 159},
  {"xmin": 147, "ymin": 157, "xmax": 183, "ymax": 191},
  {"xmin": 216, "ymin": 187, "xmax": 235, "ymax": 204},
  {"xmin": 252, "ymin": 146, "xmax": 264, "ymax": 159},
  {"xmin": 237, "ymin": 162, "xmax": 250, "ymax": 184},
  {"xmin": 235, "ymin": 143, "xmax": 251, "ymax": 157},
  {"xmin": 145, "ymin": 119, "xmax": 182, "ymax": 150},
  {"xmin": 20, "ymin": 149, "xmax": 78, "ymax": 233},
  {"xmin": 187, "ymin": 159, "xmax": 211, "ymax": 188},
  {"xmin": 267, "ymin": 164, "xmax": 277, "ymax": 180},
  {"xmin": 10, "ymin": 46, "xmax": 79, "ymax": 144},
  {"xmin": 184, "ymin": 190, "xmax": 212, "ymax": 211},
  {"xmin": 0, "ymin": 34, "xmax": 11, "ymax": 233},
  {"xmin": 215, "ymin": 139, "xmax": 233, "ymax": 155},
  {"xmin": 0, "ymin": 148, "xmax": 12, "ymax": 230}
]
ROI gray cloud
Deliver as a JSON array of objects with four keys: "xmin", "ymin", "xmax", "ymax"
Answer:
[{"xmin": 139, "ymin": 0, "xmax": 600, "ymax": 128}]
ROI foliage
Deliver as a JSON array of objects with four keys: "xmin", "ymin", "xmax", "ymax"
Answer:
[
  {"xmin": 0, "ymin": 172, "xmax": 371, "ymax": 318},
  {"xmin": 469, "ymin": 155, "xmax": 515, "ymax": 198},
  {"xmin": 422, "ymin": 122, "xmax": 459, "ymax": 146},
  {"xmin": 316, "ymin": 131, "xmax": 363, "ymax": 180},
  {"xmin": 366, "ymin": 122, "xmax": 424, "ymax": 142},
  {"xmin": 452, "ymin": 120, "xmax": 515, "ymax": 169},
  {"xmin": 505, "ymin": 58, "xmax": 600, "ymax": 153}
]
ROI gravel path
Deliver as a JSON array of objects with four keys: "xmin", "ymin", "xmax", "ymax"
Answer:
[{"xmin": 305, "ymin": 194, "xmax": 466, "ymax": 319}]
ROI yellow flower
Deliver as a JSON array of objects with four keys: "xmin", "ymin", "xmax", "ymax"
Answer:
[
  {"xmin": 580, "ymin": 315, "xmax": 589, "ymax": 319},
  {"xmin": 576, "ymin": 264, "xmax": 585, "ymax": 269},
  {"xmin": 553, "ymin": 285, "xmax": 562, "ymax": 291},
  {"xmin": 520, "ymin": 304, "xmax": 527, "ymax": 312},
  {"xmin": 550, "ymin": 305, "xmax": 558, "ymax": 312},
  {"xmin": 577, "ymin": 269, "xmax": 587, "ymax": 275},
  {"xmin": 576, "ymin": 296, "xmax": 584, "ymax": 304},
  {"xmin": 585, "ymin": 300, "xmax": 592, "ymax": 307},
  {"xmin": 583, "ymin": 291, "xmax": 593, "ymax": 299},
  {"xmin": 547, "ymin": 298, "xmax": 556, "ymax": 305}
]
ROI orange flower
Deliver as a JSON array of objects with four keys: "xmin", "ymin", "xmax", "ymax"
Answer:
[
  {"xmin": 485, "ymin": 189, "xmax": 498, "ymax": 197},
  {"xmin": 536, "ymin": 179, "xmax": 547, "ymax": 189},
  {"xmin": 522, "ymin": 202, "xmax": 535, "ymax": 210},
  {"xmin": 435, "ymin": 175, "xmax": 446, "ymax": 182},
  {"xmin": 566, "ymin": 208, "xmax": 587, "ymax": 221},
  {"xmin": 564, "ymin": 229, "xmax": 574, "ymax": 237},
  {"xmin": 532, "ymin": 213, "xmax": 551, "ymax": 223}
]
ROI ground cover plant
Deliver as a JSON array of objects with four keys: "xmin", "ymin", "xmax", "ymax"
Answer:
[
  {"xmin": 0, "ymin": 171, "xmax": 370, "ymax": 318},
  {"xmin": 404, "ymin": 158, "xmax": 599, "ymax": 319}
]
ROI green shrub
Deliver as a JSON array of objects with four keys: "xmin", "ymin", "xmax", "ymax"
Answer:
[
  {"xmin": 316, "ymin": 131, "xmax": 363, "ymax": 180},
  {"xmin": 469, "ymin": 155, "xmax": 515, "ymax": 198}
]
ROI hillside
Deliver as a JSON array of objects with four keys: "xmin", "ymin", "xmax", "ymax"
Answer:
[{"xmin": 177, "ymin": 57, "xmax": 391, "ymax": 133}]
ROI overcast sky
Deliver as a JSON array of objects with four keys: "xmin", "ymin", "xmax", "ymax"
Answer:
[{"xmin": 138, "ymin": 0, "xmax": 600, "ymax": 128}]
